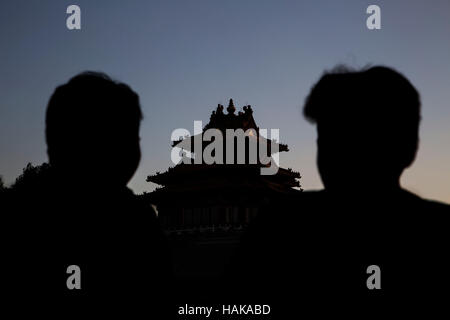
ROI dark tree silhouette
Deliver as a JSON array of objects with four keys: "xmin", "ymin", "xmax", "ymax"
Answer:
[
  {"xmin": 0, "ymin": 175, "xmax": 5, "ymax": 191},
  {"xmin": 9, "ymin": 162, "xmax": 51, "ymax": 193}
]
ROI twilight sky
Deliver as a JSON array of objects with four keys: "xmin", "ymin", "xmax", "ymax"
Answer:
[{"xmin": 1, "ymin": 0, "xmax": 449, "ymax": 203}]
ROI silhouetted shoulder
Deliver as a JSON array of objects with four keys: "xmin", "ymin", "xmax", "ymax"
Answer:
[{"xmin": 413, "ymin": 195, "xmax": 450, "ymax": 212}]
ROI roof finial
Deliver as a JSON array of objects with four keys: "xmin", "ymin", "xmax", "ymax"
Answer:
[{"xmin": 227, "ymin": 98, "xmax": 236, "ymax": 114}]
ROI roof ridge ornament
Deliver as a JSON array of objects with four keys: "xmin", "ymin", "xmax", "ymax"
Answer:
[
  {"xmin": 243, "ymin": 105, "xmax": 253, "ymax": 114},
  {"xmin": 227, "ymin": 98, "xmax": 236, "ymax": 114},
  {"xmin": 216, "ymin": 104, "xmax": 224, "ymax": 115}
]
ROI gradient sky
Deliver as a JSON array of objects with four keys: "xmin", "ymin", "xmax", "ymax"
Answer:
[{"xmin": 1, "ymin": 0, "xmax": 449, "ymax": 203}]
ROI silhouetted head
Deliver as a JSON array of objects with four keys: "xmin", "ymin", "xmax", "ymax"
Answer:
[
  {"xmin": 46, "ymin": 72, "xmax": 142, "ymax": 189},
  {"xmin": 304, "ymin": 66, "xmax": 420, "ymax": 192}
]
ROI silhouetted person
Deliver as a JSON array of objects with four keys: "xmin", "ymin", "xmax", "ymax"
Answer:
[
  {"xmin": 305, "ymin": 66, "xmax": 422, "ymax": 195},
  {"xmin": 232, "ymin": 66, "xmax": 450, "ymax": 317},
  {"xmin": 4, "ymin": 72, "xmax": 171, "ymax": 317}
]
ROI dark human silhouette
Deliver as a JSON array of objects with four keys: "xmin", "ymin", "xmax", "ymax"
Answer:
[
  {"xmin": 3, "ymin": 72, "xmax": 172, "ymax": 317},
  {"xmin": 232, "ymin": 66, "xmax": 450, "ymax": 317}
]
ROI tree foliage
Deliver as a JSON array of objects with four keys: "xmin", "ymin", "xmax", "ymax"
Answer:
[{"xmin": 9, "ymin": 162, "xmax": 51, "ymax": 193}]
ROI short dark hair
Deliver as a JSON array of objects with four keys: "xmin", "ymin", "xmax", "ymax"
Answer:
[
  {"xmin": 303, "ymin": 65, "xmax": 421, "ymax": 148},
  {"xmin": 303, "ymin": 66, "xmax": 420, "ymax": 172},
  {"xmin": 45, "ymin": 71, "xmax": 142, "ymax": 163}
]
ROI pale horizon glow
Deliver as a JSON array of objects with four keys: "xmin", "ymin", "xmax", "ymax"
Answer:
[{"xmin": 0, "ymin": 0, "xmax": 449, "ymax": 204}]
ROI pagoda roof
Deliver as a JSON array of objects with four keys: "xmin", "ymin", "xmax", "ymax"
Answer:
[
  {"xmin": 146, "ymin": 99, "xmax": 301, "ymax": 193},
  {"xmin": 144, "ymin": 171, "xmax": 301, "ymax": 206},
  {"xmin": 147, "ymin": 163, "xmax": 300, "ymax": 187},
  {"xmin": 172, "ymin": 99, "xmax": 289, "ymax": 153}
]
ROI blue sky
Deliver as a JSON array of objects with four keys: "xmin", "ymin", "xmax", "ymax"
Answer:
[{"xmin": 1, "ymin": 0, "xmax": 449, "ymax": 203}]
